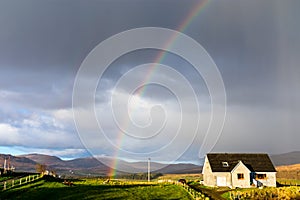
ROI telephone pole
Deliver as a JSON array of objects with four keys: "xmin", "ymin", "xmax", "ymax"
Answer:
[
  {"xmin": 3, "ymin": 158, "xmax": 7, "ymax": 172},
  {"xmin": 148, "ymin": 158, "xmax": 151, "ymax": 182}
]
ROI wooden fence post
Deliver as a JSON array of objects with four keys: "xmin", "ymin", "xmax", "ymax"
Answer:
[
  {"xmin": 20, "ymin": 178, "xmax": 22, "ymax": 185},
  {"xmin": 3, "ymin": 181, "xmax": 6, "ymax": 190},
  {"xmin": 12, "ymin": 180, "xmax": 14, "ymax": 187}
]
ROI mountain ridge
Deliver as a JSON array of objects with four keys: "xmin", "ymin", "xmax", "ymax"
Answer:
[
  {"xmin": 1, "ymin": 151, "xmax": 299, "ymax": 176},
  {"xmin": 0, "ymin": 153, "xmax": 200, "ymax": 176},
  {"xmin": 270, "ymin": 151, "xmax": 300, "ymax": 166}
]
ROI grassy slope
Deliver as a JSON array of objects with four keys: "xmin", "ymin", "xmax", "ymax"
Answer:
[
  {"xmin": 276, "ymin": 163, "xmax": 300, "ymax": 180},
  {"xmin": 0, "ymin": 176, "xmax": 14, "ymax": 182},
  {"xmin": 0, "ymin": 178, "xmax": 193, "ymax": 200},
  {"xmin": 276, "ymin": 163, "xmax": 300, "ymax": 171}
]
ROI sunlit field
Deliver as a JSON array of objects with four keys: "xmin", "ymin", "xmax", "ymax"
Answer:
[
  {"xmin": 222, "ymin": 186, "xmax": 300, "ymax": 200},
  {"xmin": 2, "ymin": 173, "xmax": 300, "ymax": 199},
  {"xmin": 277, "ymin": 178, "xmax": 300, "ymax": 186},
  {"xmin": 157, "ymin": 173, "xmax": 202, "ymax": 182},
  {"xmin": 0, "ymin": 176, "xmax": 193, "ymax": 200}
]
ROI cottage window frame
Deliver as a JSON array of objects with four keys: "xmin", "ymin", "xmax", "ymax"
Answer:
[
  {"xmin": 237, "ymin": 173, "xmax": 244, "ymax": 180},
  {"xmin": 256, "ymin": 174, "xmax": 267, "ymax": 179}
]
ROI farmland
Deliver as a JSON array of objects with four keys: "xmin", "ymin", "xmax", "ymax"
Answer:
[
  {"xmin": 0, "ymin": 176, "xmax": 194, "ymax": 200},
  {"xmin": 1, "ymin": 165, "xmax": 300, "ymax": 200},
  {"xmin": 1, "ymin": 173, "xmax": 300, "ymax": 199}
]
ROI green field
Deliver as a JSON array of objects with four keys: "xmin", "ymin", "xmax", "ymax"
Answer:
[
  {"xmin": 5, "ymin": 175, "xmax": 299, "ymax": 200},
  {"xmin": 0, "ymin": 176, "xmax": 14, "ymax": 182},
  {"xmin": 277, "ymin": 178, "xmax": 300, "ymax": 186},
  {"xmin": 0, "ymin": 177, "xmax": 193, "ymax": 200}
]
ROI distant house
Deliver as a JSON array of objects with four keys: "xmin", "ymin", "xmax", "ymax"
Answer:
[{"xmin": 202, "ymin": 153, "xmax": 276, "ymax": 188}]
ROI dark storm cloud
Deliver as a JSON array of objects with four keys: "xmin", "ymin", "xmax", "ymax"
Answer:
[
  {"xmin": 0, "ymin": 0, "xmax": 197, "ymax": 71},
  {"xmin": 0, "ymin": 0, "xmax": 202, "ymax": 108},
  {"xmin": 0, "ymin": 0, "xmax": 299, "ymax": 160},
  {"xmin": 186, "ymin": 0, "xmax": 300, "ymax": 109}
]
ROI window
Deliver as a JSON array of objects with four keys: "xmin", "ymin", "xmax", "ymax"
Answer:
[
  {"xmin": 237, "ymin": 173, "xmax": 244, "ymax": 180},
  {"xmin": 222, "ymin": 162, "xmax": 229, "ymax": 167},
  {"xmin": 256, "ymin": 174, "xmax": 267, "ymax": 179}
]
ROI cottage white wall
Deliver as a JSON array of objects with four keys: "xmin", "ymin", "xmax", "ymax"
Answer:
[
  {"xmin": 212, "ymin": 172, "xmax": 232, "ymax": 187},
  {"xmin": 202, "ymin": 156, "xmax": 215, "ymax": 186},
  {"xmin": 202, "ymin": 154, "xmax": 277, "ymax": 188},
  {"xmin": 202, "ymin": 156, "xmax": 232, "ymax": 187},
  {"xmin": 231, "ymin": 162, "xmax": 251, "ymax": 188},
  {"xmin": 256, "ymin": 172, "xmax": 276, "ymax": 187}
]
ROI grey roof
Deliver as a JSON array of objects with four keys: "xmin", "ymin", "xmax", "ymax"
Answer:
[{"xmin": 207, "ymin": 153, "xmax": 276, "ymax": 172}]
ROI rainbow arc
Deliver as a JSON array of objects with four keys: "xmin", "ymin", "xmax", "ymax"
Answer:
[{"xmin": 108, "ymin": 0, "xmax": 210, "ymax": 178}]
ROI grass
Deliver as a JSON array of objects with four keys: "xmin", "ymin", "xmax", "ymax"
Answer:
[
  {"xmin": 189, "ymin": 183, "xmax": 227, "ymax": 200},
  {"xmin": 188, "ymin": 180, "xmax": 300, "ymax": 200},
  {"xmin": 222, "ymin": 186, "xmax": 300, "ymax": 200},
  {"xmin": 157, "ymin": 173, "xmax": 202, "ymax": 182},
  {"xmin": 0, "ymin": 176, "xmax": 14, "ymax": 182},
  {"xmin": 7, "ymin": 173, "xmax": 300, "ymax": 199},
  {"xmin": 277, "ymin": 178, "xmax": 300, "ymax": 186},
  {"xmin": 0, "ymin": 177, "xmax": 193, "ymax": 200}
]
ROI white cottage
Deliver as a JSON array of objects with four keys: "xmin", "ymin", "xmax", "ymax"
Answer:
[{"xmin": 202, "ymin": 153, "xmax": 276, "ymax": 188}]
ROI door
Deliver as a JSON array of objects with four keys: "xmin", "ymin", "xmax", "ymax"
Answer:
[{"xmin": 216, "ymin": 176, "xmax": 227, "ymax": 186}]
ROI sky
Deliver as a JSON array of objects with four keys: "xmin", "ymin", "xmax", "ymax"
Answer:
[{"xmin": 0, "ymin": 0, "xmax": 300, "ymax": 166}]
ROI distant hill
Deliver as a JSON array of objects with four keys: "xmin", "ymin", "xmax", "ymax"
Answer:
[
  {"xmin": 22, "ymin": 154, "xmax": 64, "ymax": 166},
  {"xmin": 0, "ymin": 153, "xmax": 201, "ymax": 176},
  {"xmin": 115, "ymin": 161, "xmax": 201, "ymax": 174},
  {"xmin": 65, "ymin": 157, "xmax": 105, "ymax": 168},
  {"xmin": 1, "ymin": 151, "xmax": 299, "ymax": 176},
  {"xmin": 20, "ymin": 154, "xmax": 110, "ymax": 176},
  {"xmin": 270, "ymin": 151, "xmax": 300, "ymax": 166},
  {"xmin": 0, "ymin": 154, "xmax": 36, "ymax": 172},
  {"xmin": 154, "ymin": 163, "xmax": 201, "ymax": 174}
]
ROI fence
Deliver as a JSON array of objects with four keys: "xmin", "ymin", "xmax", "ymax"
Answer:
[
  {"xmin": 180, "ymin": 183, "xmax": 210, "ymax": 200},
  {"xmin": 1, "ymin": 174, "xmax": 42, "ymax": 191},
  {"xmin": 157, "ymin": 180, "xmax": 210, "ymax": 200}
]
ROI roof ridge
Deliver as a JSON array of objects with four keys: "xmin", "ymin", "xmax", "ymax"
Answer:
[
  {"xmin": 207, "ymin": 153, "xmax": 269, "ymax": 154},
  {"xmin": 206, "ymin": 153, "xmax": 276, "ymax": 172}
]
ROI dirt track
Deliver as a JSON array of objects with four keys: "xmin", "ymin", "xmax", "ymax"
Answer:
[{"xmin": 189, "ymin": 184, "xmax": 227, "ymax": 200}]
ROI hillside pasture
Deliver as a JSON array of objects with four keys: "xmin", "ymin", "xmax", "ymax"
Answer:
[{"xmin": 276, "ymin": 164, "xmax": 300, "ymax": 180}]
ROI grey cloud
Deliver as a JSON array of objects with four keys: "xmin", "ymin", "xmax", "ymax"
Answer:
[{"xmin": 0, "ymin": 0, "xmax": 299, "ymax": 161}]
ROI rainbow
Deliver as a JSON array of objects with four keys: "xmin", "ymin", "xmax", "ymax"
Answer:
[{"xmin": 108, "ymin": 0, "xmax": 210, "ymax": 178}]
